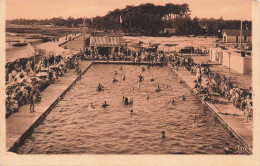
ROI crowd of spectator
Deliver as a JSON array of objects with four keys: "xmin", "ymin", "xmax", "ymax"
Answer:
[
  {"xmin": 5, "ymin": 54, "xmax": 81, "ymax": 117},
  {"xmin": 170, "ymin": 53, "xmax": 253, "ymax": 121},
  {"xmin": 6, "ymin": 47, "xmax": 253, "ymax": 121}
]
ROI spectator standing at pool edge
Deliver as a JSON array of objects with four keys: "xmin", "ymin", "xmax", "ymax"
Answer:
[{"xmin": 29, "ymin": 92, "xmax": 35, "ymax": 113}]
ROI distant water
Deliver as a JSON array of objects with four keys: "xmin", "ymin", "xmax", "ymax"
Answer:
[
  {"xmin": 5, "ymin": 32, "xmax": 79, "ymax": 63},
  {"xmin": 16, "ymin": 64, "xmax": 245, "ymax": 154}
]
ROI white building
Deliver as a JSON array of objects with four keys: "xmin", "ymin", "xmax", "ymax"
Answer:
[
  {"xmin": 222, "ymin": 29, "xmax": 252, "ymax": 43},
  {"xmin": 209, "ymin": 47, "xmax": 252, "ymax": 74}
]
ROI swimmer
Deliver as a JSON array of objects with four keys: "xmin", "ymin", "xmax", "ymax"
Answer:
[
  {"xmin": 97, "ymin": 86, "xmax": 102, "ymax": 91},
  {"xmin": 102, "ymin": 101, "xmax": 109, "ymax": 107},
  {"xmin": 129, "ymin": 98, "xmax": 133, "ymax": 104},
  {"xmin": 114, "ymin": 71, "xmax": 117, "ymax": 75},
  {"xmin": 88, "ymin": 103, "xmax": 95, "ymax": 110},
  {"xmin": 171, "ymin": 99, "xmax": 175, "ymax": 104},
  {"xmin": 147, "ymin": 94, "xmax": 150, "ymax": 100},
  {"xmin": 124, "ymin": 97, "xmax": 129, "ymax": 105},
  {"xmin": 138, "ymin": 74, "xmax": 144, "ymax": 82},
  {"xmin": 123, "ymin": 75, "xmax": 126, "ymax": 81},
  {"xmin": 97, "ymin": 83, "xmax": 104, "ymax": 91},
  {"xmin": 161, "ymin": 131, "xmax": 166, "ymax": 139},
  {"xmin": 155, "ymin": 85, "xmax": 161, "ymax": 92},
  {"xmin": 112, "ymin": 77, "xmax": 118, "ymax": 83}
]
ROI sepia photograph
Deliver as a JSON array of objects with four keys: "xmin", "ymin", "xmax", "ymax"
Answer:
[{"xmin": 1, "ymin": 0, "xmax": 260, "ymax": 165}]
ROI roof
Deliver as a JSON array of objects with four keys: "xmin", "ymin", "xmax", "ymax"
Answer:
[
  {"xmin": 90, "ymin": 36, "xmax": 119, "ymax": 47},
  {"xmin": 222, "ymin": 29, "xmax": 252, "ymax": 36}
]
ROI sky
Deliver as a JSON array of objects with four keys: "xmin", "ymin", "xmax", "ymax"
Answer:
[{"xmin": 6, "ymin": 0, "xmax": 252, "ymax": 20}]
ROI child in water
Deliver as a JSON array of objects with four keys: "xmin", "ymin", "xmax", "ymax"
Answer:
[
  {"xmin": 102, "ymin": 101, "xmax": 109, "ymax": 107},
  {"xmin": 161, "ymin": 131, "xmax": 166, "ymax": 139}
]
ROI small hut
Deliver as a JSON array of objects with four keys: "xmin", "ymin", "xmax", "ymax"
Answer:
[{"xmin": 89, "ymin": 36, "xmax": 120, "ymax": 55}]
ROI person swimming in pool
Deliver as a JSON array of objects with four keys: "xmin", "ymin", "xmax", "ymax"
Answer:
[
  {"xmin": 138, "ymin": 74, "xmax": 144, "ymax": 82},
  {"xmin": 113, "ymin": 77, "xmax": 118, "ymax": 83},
  {"xmin": 88, "ymin": 103, "xmax": 95, "ymax": 111},
  {"xmin": 97, "ymin": 83, "xmax": 104, "ymax": 91},
  {"xmin": 102, "ymin": 101, "xmax": 109, "ymax": 107},
  {"xmin": 129, "ymin": 98, "xmax": 133, "ymax": 104},
  {"xmin": 155, "ymin": 85, "xmax": 161, "ymax": 92},
  {"xmin": 161, "ymin": 131, "xmax": 166, "ymax": 139},
  {"xmin": 171, "ymin": 99, "xmax": 175, "ymax": 104},
  {"xmin": 124, "ymin": 97, "xmax": 129, "ymax": 105}
]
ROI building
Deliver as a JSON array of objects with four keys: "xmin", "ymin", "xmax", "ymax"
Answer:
[
  {"xmin": 209, "ymin": 47, "xmax": 252, "ymax": 74},
  {"xmin": 89, "ymin": 36, "xmax": 120, "ymax": 55},
  {"xmin": 160, "ymin": 28, "xmax": 176, "ymax": 35},
  {"xmin": 222, "ymin": 29, "xmax": 252, "ymax": 43}
]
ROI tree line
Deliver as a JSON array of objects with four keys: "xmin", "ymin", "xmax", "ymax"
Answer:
[{"xmin": 7, "ymin": 3, "xmax": 251, "ymax": 36}]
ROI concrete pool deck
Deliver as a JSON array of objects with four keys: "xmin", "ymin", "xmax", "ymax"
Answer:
[
  {"xmin": 6, "ymin": 61, "xmax": 92, "ymax": 151},
  {"xmin": 6, "ymin": 60, "xmax": 252, "ymax": 154},
  {"xmin": 169, "ymin": 64, "xmax": 253, "ymax": 154}
]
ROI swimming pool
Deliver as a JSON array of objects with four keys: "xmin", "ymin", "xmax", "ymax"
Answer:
[{"xmin": 16, "ymin": 64, "xmax": 245, "ymax": 154}]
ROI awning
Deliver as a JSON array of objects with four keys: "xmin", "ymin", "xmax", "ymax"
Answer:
[{"xmin": 90, "ymin": 36, "xmax": 120, "ymax": 47}]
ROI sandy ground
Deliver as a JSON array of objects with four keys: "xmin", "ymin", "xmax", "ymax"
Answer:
[
  {"xmin": 123, "ymin": 36, "xmax": 218, "ymax": 52},
  {"xmin": 61, "ymin": 35, "xmax": 84, "ymax": 51}
]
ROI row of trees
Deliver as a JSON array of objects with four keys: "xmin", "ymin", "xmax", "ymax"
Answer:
[
  {"xmin": 7, "ymin": 3, "xmax": 252, "ymax": 36},
  {"xmin": 172, "ymin": 17, "xmax": 252, "ymax": 37},
  {"xmin": 92, "ymin": 3, "xmax": 191, "ymax": 35},
  {"xmin": 8, "ymin": 17, "xmax": 87, "ymax": 27}
]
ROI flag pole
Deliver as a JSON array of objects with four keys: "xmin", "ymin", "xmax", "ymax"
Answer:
[
  {"xmin": 240, "ymin": 19, "xmax": 242, "ymax": 48},
  {"xmin": 83, "ymin": 17, "xmax": 86, "ymax": 55},
  {"xmin": 119, "ymin": 15, "xmax": 122, "ymax": 53},
  {"xmin": 34, "ymin": 43, "xmax": 36, "ymax": 74}
]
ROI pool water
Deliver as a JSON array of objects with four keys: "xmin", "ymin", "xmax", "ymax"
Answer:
[{"xmin": 16, "ymin": 64, "xmax": 245, "ymax": 154}]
